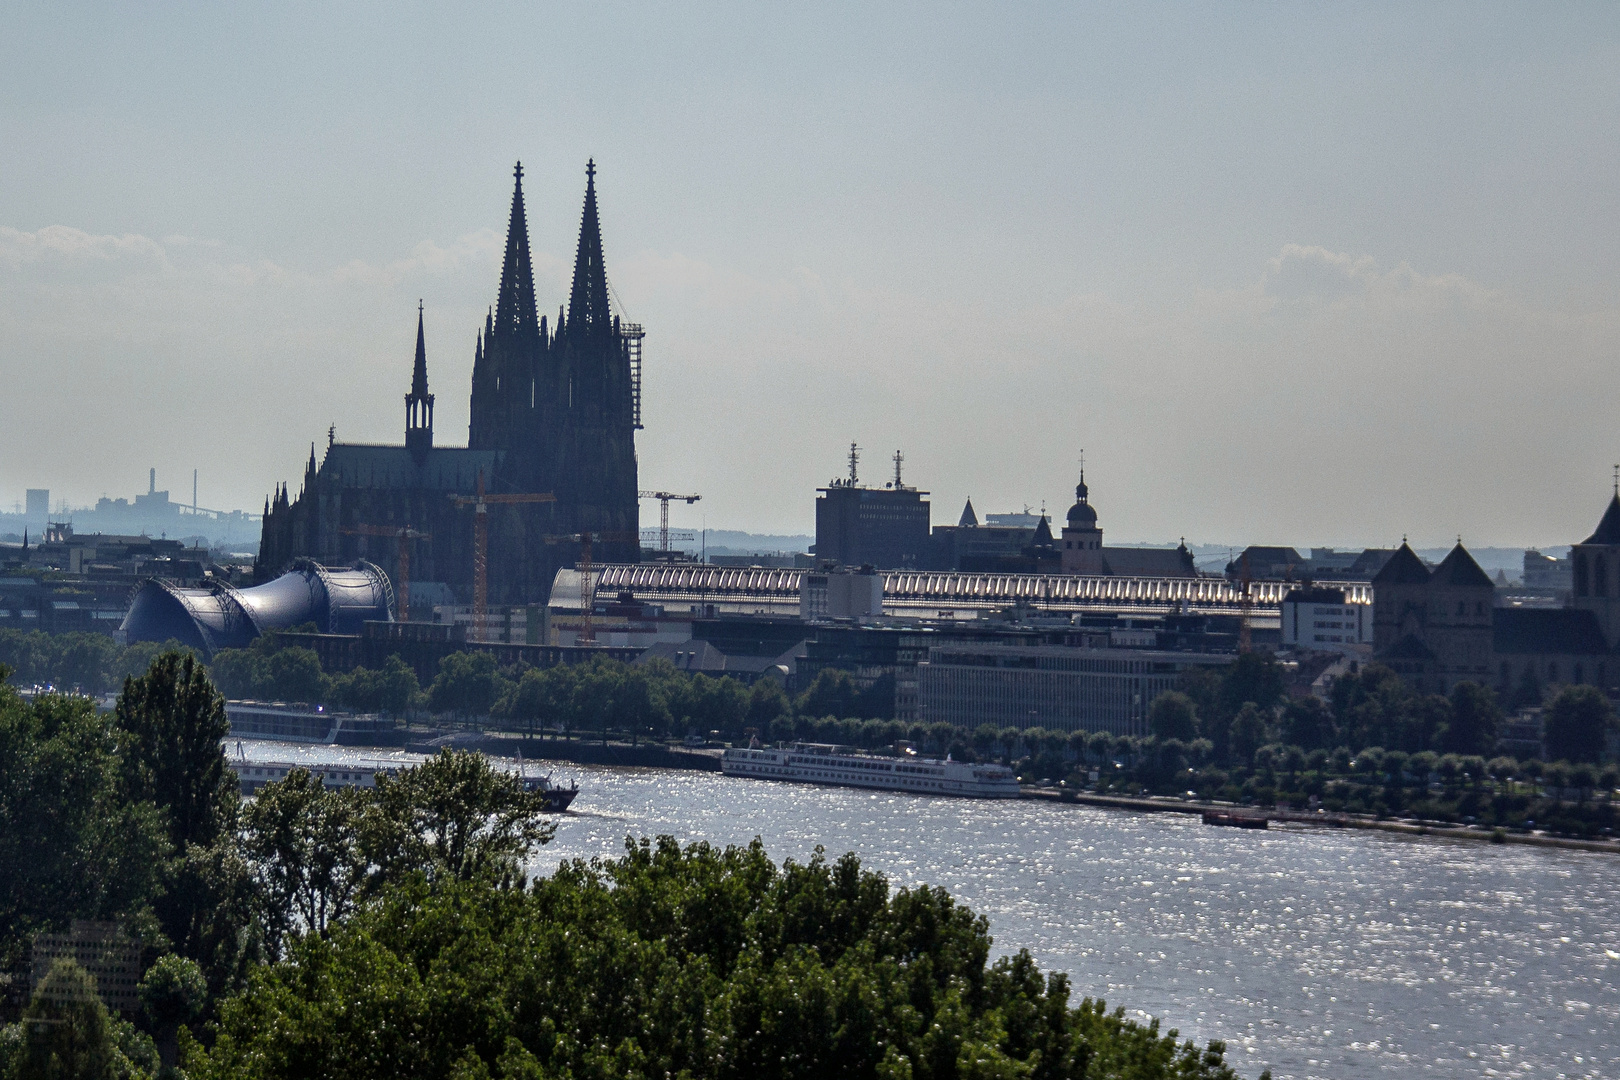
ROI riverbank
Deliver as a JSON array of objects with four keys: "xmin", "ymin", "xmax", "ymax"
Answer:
[{"xmin": 1026, "ymin": 787, "xmax": 1620, "ymax": 854}]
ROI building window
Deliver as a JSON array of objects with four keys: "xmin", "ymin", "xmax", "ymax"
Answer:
[
  {"xmin": 1598, "ymin": 555, "xmax": 1610, "ymax": 598},
  {"xmin": 1576, "ymin": 553, "xmax": 1589, "ymax": 597}
]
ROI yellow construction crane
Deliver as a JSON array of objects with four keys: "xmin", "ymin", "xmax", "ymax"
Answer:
[
  {"xmin": 544, "ymin": 530, "xmax": 639, "ymax": 644},
  {"xmin": 448, "ymin": 470, "xmax": 556, "ymax": 641},
  {"xmin": 638, "ymin": 490, "xmax": 700, "ymax": 552},
  {"xmin": 339, "ymin": 524, "xmax": 431, "ymax": 622}
]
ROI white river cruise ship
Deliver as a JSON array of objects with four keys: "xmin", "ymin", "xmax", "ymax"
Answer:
[{"xmin": 721, "ymin": 742, "xmax": 1020, "ymax": 799}]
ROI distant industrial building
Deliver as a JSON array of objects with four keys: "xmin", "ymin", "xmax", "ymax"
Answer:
[{"xmin": 812, "ymin": 446, "xmax": 931, "ymax": 570}]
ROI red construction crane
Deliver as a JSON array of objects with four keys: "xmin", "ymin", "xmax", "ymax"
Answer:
[
  {"xmin": 638, "ymin": 490, "xmax": 701, "ymax": 552},
  {"xmin": 339, "ymin": 524, "xmax": 430, "ymax": 622},
  {"xmin": 544, "ymin": 530, "xmax": 639, "ymax": 644},
  {"xmin": 448, "ymin": 470, "xmax": 556, "ymax": 641}
]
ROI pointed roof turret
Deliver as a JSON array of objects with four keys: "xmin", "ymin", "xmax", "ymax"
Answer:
[
  {"xmin": 493, "ymin": 162, "xmax": 540, "ymax": 342},
  {"xmin": 1583, "ymin": 492, "xmax": 1620, "ymax": 545},
  {"xmin": 1433, "ymin": 542, "xmax": 1495, "ymax": 588},
  {"xmin": 564, "ymin": 159, "xmax": 614, "ymax": 345},
  {"xmin": 1372, "ymin": 541, "xmax": 1431, "ymax": 586},
  {"xmin": 959, "ymin": 498, "xmax": 979, "ymax": 527},
  {"xmin": 410, "ymin": 301, "xmax": 430, "ymax": 397}
]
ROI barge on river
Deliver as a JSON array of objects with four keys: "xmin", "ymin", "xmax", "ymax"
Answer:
[{"xmin": 721, "ymin": 741, "xmax": 1020, "ymax": 799}]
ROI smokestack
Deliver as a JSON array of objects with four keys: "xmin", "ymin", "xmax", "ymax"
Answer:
[{"xmin": 149, "ymin": 468, "xmax": 155, "ymax": 495}]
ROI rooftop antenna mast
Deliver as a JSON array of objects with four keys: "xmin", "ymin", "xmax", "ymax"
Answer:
[
  {"xmin": 892, "ymin": 450, "xmax": 904, "ymax": 489},
  {"xmin": 848, "ymin": 443, "xmax": 860, "ymax": 486}
]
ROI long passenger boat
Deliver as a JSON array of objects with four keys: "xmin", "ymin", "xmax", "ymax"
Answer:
[{"xmin": 721, "ymin": 741, "xmax": 1020, "ymax": 799}]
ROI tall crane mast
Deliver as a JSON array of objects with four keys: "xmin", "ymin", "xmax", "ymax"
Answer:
[
  {"xmin": 544, "ymin": 530, "xmax": 639, "ymax": 644},
  {"xmin": 448, "ymin": 470, "xmax": 556, "ymax": 641},
  {"xmin": 339, "ymin": 524, "xmax": 431, "ymax": 622},
  {"xmin": 638, "ymin": 490, "xmax": 701, "ymax": 552}
]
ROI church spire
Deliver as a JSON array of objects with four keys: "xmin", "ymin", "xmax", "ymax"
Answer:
[
  {"xmin": 493, "ymin": 161, "xmax": 540, "ymax": 341},
  {"xmin": 406, "ymin": 301, "xmax": 435, "ymax": 462},
  {"xmin": 565, "ymin": 159, "xmax": 614, "ymax": 344},
  {"xmin": 411, "ymin": 300, "xmax": 429, "ymax": 397}
]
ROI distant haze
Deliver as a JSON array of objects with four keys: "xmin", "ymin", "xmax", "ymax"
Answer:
[{"xmin": 2, "ymin": 5, "xmax": 1618, "ymax": 549}]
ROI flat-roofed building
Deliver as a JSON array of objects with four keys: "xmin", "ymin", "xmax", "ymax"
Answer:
[{"xmin": 916, "ymin": 643, "xmax": 1230, "ymax": 736}]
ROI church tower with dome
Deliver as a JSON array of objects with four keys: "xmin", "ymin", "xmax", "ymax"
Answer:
[{"xmin": 1059, "ymin": 465, "xmax": 1106, "ymax": 575}]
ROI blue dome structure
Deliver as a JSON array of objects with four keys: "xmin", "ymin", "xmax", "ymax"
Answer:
[{"xmin": 121, "ymin": 559, "xmax": 393, "ymax": 656}]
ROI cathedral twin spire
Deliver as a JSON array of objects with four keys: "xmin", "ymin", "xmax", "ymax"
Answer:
[{"xmin": 487, "ymin": 158, "xmax": 614, "ymax": 350}]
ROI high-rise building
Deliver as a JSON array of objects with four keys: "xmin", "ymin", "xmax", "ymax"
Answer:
[{"xmin": 812, "ymin": 446, "xmax": 931, "ymax": 570}]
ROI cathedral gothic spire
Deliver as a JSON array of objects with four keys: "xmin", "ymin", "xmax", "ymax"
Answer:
[
  {"xmin": 493, "ymin": 162, "xmax": 540, "ymax": 342},
  {"xmin": 565, "ymin": 159, "xmax": 614, "ymax": 346}
]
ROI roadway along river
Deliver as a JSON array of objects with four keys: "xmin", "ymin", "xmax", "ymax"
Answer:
[{"xmin": 237, "ymin": 740, "xmax": 1620, "ymax": 1080}]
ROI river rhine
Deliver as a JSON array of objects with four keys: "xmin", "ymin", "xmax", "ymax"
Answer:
[{"xmin": 239, "ymin": 740, "xmax": 1620, "ymax": 1080}]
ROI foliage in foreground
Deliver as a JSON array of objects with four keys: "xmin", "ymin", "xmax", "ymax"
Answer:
[{"xmin": 194, "ymin": 838, "xmax": 1257, "ymax": 1080}]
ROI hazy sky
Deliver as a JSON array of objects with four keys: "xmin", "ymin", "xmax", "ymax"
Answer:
[{"xmin": 3, "ymin": 3, "xmax": 1618, "ymax": 548}]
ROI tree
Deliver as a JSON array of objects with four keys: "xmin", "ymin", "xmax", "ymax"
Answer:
[
  {"xmin": 1543, "ymin": 684, "xmax": 1615, "ymax": 764},
  {"xmin": 243, "ymin": 768, "xmax": 365, "ymax": 955},
  {"xmin": 1440, "ymin": 682, "xmax": 1502, "ymax": 756},
  {"xmin": 796, "ymin": 668, "xmax": 861, "ymax": 720},
  {"xmin": 139, "ymin": 953, "xmax": 207, "ymax": 1072},
  {"xmin": 14, "ymin": 959, "xmax": 116, "ymax": 1080},
  {"xmin": 0, "ymin": 683, "xmax": 167, "ymax": 971},
  {"xmin": 361, "ymin": 750, "xmax": 557, "ymax": 886},
  {"xmin": 745, "ymin": 678, "xmax": 790, "ymax": 728},
  {"xmin": 1148, "ymin": 691, "xmax": 1199, "ymax": 742},
  {"xmin": 1227, "ymin": 703, "xmax": 1268, "ymax": 767},
  {"xmin": 266, "ymin": 647, "xmax": 329, "ymax": 705},
  {"xmin": 1218, "ymin": 652, "xmax": 1285, "ymax": 721},
  {"xmin": 116, "ymin": 652, "xmax": 234, "ymax": 852},
  {"xmin": 193, "ymin": 839, "xmax": 1250, "ymax": 1080},
  {"xmin": 428, "ymin": 651, "xmax": 502, "ymax": 719},
  {"xmin": 1280, "ymin": 696, "xmax": 1334, "ymax": 750}
]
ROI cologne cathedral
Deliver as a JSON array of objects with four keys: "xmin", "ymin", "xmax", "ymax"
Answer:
[{"xmin": 256, "ymin": 161, "xmax": 640, "ymax": 607}]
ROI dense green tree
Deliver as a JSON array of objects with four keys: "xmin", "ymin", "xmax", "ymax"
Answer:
[
  {"xmin": 1440, "ymin": 682, "xmax": 1502, "ymax": 756},
  {"xmin": 12, "ymin": 959, "xmax": 118, "ymax": 1080},
  {"xmin": 1543, "ymin": 684, "xmax": 1616, "ymax": 764},
  {"xmin": 264, "ymin": 647, "xmax": 328, "ymax": 704},
  {"xmin": 796, "ymin": 667, "xmax": 862, "ymax": 720},
  {"xmin": 428, "ymin": 651, "xmax": 503, "ymax": 719},
  {"xmin": 139, "ymin": 953, "xmax": 207, "ymax": 1073},
  {"xmin": 0, "ymin": 682, "xmax": 168, "ymax": 969},
  {"xmin": 361, "ymin": 749, "xmax": 557, "ymax": 887},
  {"xmin": 1217, "ymin": 652, "xmax": 1285, "ymax": 721},
  {"xmin": 1280, "ymin": 696, "xmax": 1334, "ymax": 750},
  {"xmin": 745, "ymin": 677, "xmax": 790, "ymax": 727},
  {"xmin": 1227, "ymin": 703, "xmax": 1268, "ymax": 767},
  {"xmin": 193, "ymin": 839, "xmax": 1253, "ymax": 1080},
  {"xmin": 1147, "ymin": 691, "xmax": 1199, "ymax": 742},
  {"xmin": 116, "ymin": 652, "xmax": 234, "ymax": 852},
  {"xmin": 330, "ymin": 655, "xmax": 420, "ymax": 716},
  {"xmin": 242, "ymin": 769, "xmax": 365, "ymax": 955}
]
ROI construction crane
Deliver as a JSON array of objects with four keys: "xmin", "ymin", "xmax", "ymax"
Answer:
[
  {"xmin": 448, "ymin": 470, "xmax": 556, "ymax": 641},
  {"xmin": 543, "ymin": 530, "xmax": 639, "ymax": 644},
  {"xmin": 339, "ymin": 524, "xmax": 430, "ymax": 622},
  {"xmin": 638, "ymin": 490, "xmax": 701, "ymax": 552},
  {"xmin": 1238, "ymin": 550, "xmax": 1253, "ymax": 653}
]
